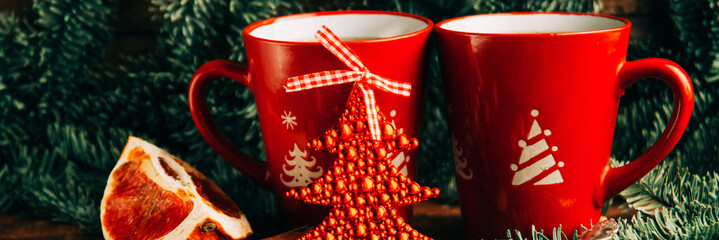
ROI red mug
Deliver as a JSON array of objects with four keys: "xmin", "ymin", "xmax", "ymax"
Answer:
[
  {"xmin": 189, "ymin": 11, "xmax": 433, "ymax": 227},
  {"xmin": 435, "ymin": 12, "xmax": 694, "ymax": 238}
]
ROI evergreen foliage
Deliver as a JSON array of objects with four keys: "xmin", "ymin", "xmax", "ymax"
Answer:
[
  {"xmin": 605, "ymin": 0, "xmax": 719, "ymax": 238},
  {"xmin": 1, "ymin": 0, "xmax": 718, "ymax": 238}
]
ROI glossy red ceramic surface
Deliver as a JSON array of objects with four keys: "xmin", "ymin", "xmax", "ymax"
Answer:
[
  {"xmin": 189, "ymin": 11, "xmax": 433, "ymax": 228},
  {"xmin": 436, "ymin": 12, "xmax": 694, "ymax": 239}
]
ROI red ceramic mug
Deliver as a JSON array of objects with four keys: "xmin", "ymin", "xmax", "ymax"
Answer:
[
  {"xmin": 435, "ymin": 12, "xmax": 694, "ymax": 238},
  {"xmin": 189, "ymin": 11, "xmax": 433, "ymax": 227}
]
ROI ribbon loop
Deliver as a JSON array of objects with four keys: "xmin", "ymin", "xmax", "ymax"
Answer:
[
  {"xmin": 285, "ymin": 25, "xmax": 412, "ymax": 141},
  {"xmin": 315, "ymin": 26, "xmax": 366, "ymax": 73}
]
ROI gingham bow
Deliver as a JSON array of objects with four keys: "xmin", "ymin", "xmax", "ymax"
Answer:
[{"xmin": 286, "ymin": 25, "xmax": 411, "ymax": 141}]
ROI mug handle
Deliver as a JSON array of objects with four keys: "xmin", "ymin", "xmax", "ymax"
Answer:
[
  {"xmin": 188, "ymin": 59, "xmax": 270, "ymax": 188},
  {"xmin": 594, "ymin": 58, "xmax": 694, "ymax": 206}
]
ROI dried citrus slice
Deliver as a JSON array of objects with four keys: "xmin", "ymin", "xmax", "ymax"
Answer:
[{"xmin": 101, "ymin": 137, "xmax": 252, "ymax": 240}]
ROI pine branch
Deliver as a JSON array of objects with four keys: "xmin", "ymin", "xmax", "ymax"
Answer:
[
  {"xmin": 226, "ymin": 0, "xmax": 305, "ymax": 61},
  {"xmin": 667, "ymin": 0, "xmax": 719, "ymax": 83},
  {"xmin": 505, "ymin": 199, "xmax": 719, "ymax": 239},
  {"xmin": 22, "ymin": 160, "xmax": 103, "ymax": 230},
  {"xmin": 616, "ymin": 201, "xmax": 719, "ymax": 239},
  {"xmin": 677, "ymin": 92, "xmax": 719, "ymax": 172},
  {"xmin": 507, "ymin": 225, "xmax": 581, "ymax": 240},
  {"xmin": 0, "ymin": 0, "xmax": 120, "ymax": 214},
  {"xmin": 617, "ymin": 158, "xmax": 719, "ymax": 211},
  {"xmin": 0, "ymin": 164, "xmax": 16, "ymax": 211},
  {"xmin": 614, "ymin": 160, "xmax": 674, "ymax": 215},
  {"xmin": 14, "ymin": 123, "xmax": 146, "ymax": 230}
]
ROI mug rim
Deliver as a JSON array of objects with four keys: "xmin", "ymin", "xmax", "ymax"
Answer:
[
  {"xmin": 435, "ymin": 12, "xmax": 630, "ymax": 37},
  {"xmin": 242, "ymin": 10, "xmax": 434, "ymax": 45}
]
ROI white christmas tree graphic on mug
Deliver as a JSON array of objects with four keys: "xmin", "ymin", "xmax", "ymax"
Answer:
[
  {"xmin": 280, "ymin": 143, "xmax": 323, "ymax": 187},
  {"xmin": 511, "ymin": 109, "xmax": 565, "ymax": 186}
]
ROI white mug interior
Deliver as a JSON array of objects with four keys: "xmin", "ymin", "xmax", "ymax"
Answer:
[
  {"xmin": 439, "ymin": 14, "xmax": 626, "ymax": 34},
  {"xmin": 249, "ymin": 14, "xmax": 429, "ymax": 42}
]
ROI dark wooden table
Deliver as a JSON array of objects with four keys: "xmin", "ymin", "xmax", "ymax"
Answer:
[
  {"xmin": 0, "ymin": 200, "xmax": 634, "ymax": 240},
  {"xmin": 0, "ymin": 201, "xmax": 461, "ymax": 240}
]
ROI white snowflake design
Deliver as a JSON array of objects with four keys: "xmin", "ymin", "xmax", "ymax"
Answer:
[{"xmin": 281, "ymin": 111, "xmax": 297, "ymax": 130}]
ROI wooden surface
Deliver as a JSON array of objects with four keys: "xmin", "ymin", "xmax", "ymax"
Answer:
[
  {"xmin": 0, "ymin": 200, "xmax": 636, "ymax": 240},
  {"xmin": 0, "ymin": 201, "xmax": 461, "ymax": 240},
  {"xmin": 0, "ymin": 211, "xmax": 100, "ymax": 240}
]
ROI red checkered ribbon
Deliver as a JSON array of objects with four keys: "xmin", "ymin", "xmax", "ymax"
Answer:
[{"xmin": 286, "ymin": 25, "xmax": 411, "ymax": 141}]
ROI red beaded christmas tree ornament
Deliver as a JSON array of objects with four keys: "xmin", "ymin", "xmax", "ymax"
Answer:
[
  {"xmin": 286, "ymin": 88, "xmax": 440, "ymax": 240},
  {"xmin": 284, "ymin": 26, "xmax": 440, "ymax": 240}
]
